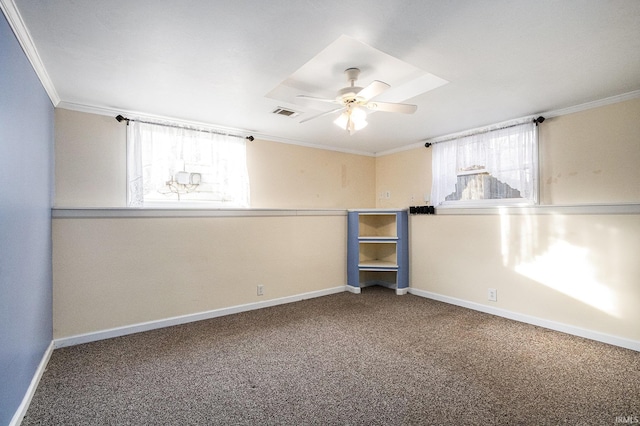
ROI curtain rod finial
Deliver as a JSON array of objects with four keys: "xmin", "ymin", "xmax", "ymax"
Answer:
[
  {"xmin": 424, "ymin": 142, "xmax": 432, "ymax": 148},
  {"xmin": 246, "ymin": 135, "xmax": 254, "ymax": 141},
  {"xmin": 115, "ymin": 114, "xmax": 129, "ymax": 124}
]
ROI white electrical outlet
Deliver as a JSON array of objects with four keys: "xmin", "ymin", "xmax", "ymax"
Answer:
[
  {"xmin": 488, "ymin": 288, "xmax": 497, "ymax": 302},
  {"xmin": 257, "ymin": 285, "xmax": 264, "ymax": 296}
]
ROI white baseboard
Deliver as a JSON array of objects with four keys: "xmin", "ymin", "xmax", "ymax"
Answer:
[
  {"xmin": 408, "ymin": 288, "xmax": 640, "ymax": 352},
  {"xmin": 54, "ymin": 286, "xmax": 348, "ymax": 348},
  {"xmin": 10, "ymin": 341, "xmax": 54, "ymax": 426},
  {"xmin": 346, "ymin": 285, "xmax": 361, "ymax": 294},
  {"xmin": 396, "ymin": 288, "xmax": 409, "ymax": 295}
]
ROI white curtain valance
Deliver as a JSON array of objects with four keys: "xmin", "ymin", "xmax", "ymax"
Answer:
[
  {"xmin": 431, "ymin": 121, "xmax": 538, "ymax": 206},
  {"xmin": 127, "ymin": 121, "xmax": 250, "ymax": 207}
]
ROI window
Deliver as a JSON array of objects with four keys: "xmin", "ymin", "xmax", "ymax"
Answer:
[
  {"xmin": 430, "ymin": 121, "xmax": 538, "ymax": 207},
  {"xmin": 127, "ymin": 121, "xmax": 250, "ymax": 207}
]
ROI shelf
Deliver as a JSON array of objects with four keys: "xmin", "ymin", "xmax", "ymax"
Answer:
[
  {"xmin": 358, "ymin": 260, "xmax": 398, "ymax": 269},
  {"xmin": 358, "ymin": 213, "xmax": 397, "ymax": 238},
  {"xmin": 358, "ymin": 236, "xmax": 398, "ymax": 241},
  {"xmin": 347, "ymin": 209, "xmax": 408, "ymax": 292},
  {"xmin": 359, "ymin": 242, "xmax": 397, "ymax": 267},
  {"xmin": 359, "ymin": 270, "xmax": 397, "ymax": 288}
]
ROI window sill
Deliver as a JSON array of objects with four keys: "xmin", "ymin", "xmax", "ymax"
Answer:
[
  {"xmin": 437, "ymin": 199, "xmax": 535, "ymax": 209},
  {"xmin": 433, "ymin": 203, "xmax": 640, "ymax": 215},
  {"xmin": 51, "ymin": 208, "xmax": 348, "ymax": 219}
]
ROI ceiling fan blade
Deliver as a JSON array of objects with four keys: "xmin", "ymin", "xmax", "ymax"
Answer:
[
  {"xmin": 356, "ymin": 80, "xmax": 390, "ymax": 101},
  {"xmin": 299, "ymin": 107, "xmax": 345, "ymax": 124},
  {"xmin": 365, "ymin": 101, "xmax": 417, "ymax": 114},
  {"xmin": 295, "ymin": 95, "xmax": 340, "ymax": 107}
]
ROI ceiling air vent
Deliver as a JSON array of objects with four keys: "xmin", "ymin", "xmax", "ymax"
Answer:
[{"xmin": 272, "ymin": 107, "xmax": 299, "ymax": 118}]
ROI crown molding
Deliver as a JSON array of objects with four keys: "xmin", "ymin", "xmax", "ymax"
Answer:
[
  {"xmin": 541, "ymin": 89, "xmax": 640, "ymax": 119},
  {"xmin": 377, "ymin": 89, "xmax": 640, "ymax": 157},
  {"xmin": 57, "ymin": 101, "xmax": 376, "ymax": 157},
  {"xmin": 1, "ymin": 0, "xmax": 60, "ymax": 105},
  {"xmin": 249, "ymin": 132, "xmax": 376, "ymax": 157}
]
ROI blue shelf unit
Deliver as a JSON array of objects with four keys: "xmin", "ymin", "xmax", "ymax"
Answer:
[{"xmin": 347, "ymin": 209, "xmax": 409, "ymax": 295}]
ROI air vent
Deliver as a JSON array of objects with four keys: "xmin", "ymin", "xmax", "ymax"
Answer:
[{"xmin": 272, "ymin": 107, "xmax": 299, "ymax": 118}]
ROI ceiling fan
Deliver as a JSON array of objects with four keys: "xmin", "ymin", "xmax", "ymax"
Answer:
[{"xmin": 296, "ymin": 67, "xmax": 417, "ymax": 135}]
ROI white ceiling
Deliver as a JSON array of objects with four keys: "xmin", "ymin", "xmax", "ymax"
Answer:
[{"xmin": 7, "ymin": 0, "xmax": 640, "ymax": 154}]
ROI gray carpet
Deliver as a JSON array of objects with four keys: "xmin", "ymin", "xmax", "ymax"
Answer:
[{"xmin": 23, "ymin": 286, "xmax": 640, "ymax": 425}]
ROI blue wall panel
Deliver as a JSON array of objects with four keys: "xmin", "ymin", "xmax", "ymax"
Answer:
[{"xmin": 0, "ymin": 12, "xmax": 54, "ymax": 425}]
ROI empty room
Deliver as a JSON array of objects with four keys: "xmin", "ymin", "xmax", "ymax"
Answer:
[{"xmin": 1, "ymin": 1, "xmax": 639, "ymax": 424}]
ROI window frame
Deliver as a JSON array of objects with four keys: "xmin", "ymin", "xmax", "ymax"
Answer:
[
  {"xmin": 126, "ymin": 120, "xmax": 250, "ymax": 208},
  {"xmin": 431, "ymin": 120, "xmax": 539, "ymax": 209}
]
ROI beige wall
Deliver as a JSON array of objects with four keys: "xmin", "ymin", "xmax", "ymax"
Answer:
[
  {"xmin": 248, "ymin": 139, "xmax": 375, "ymax": 209},
  {"xmin": 53, "ymin": 214, "xmax": 346, "ymax": 338},
  {"xmin": 540, "ymin": 98, "xmax": 640, "ymax": 204},
  {"xmin": 410, "ymin": 214, "xmax": 640, "ymax": 341},
  {"xmin": 375, "ymin": 147, "xmax": 431, "ymax": 209},
  {"xmin": 376, "ymin": 97, "xmax": 640, "ymax": 210},
  {"xmin": 376, "ymin": 97, "xmax": 640, "ymax": 344},
  {"xmin": 55, "ymin": 109, "xmax": 127, "ymax": 207},
  {"xmin": 52, "ymin": 97, "xmax": 640, "ymax": 345},
  {"xmin": 54, "ymin": 108, "xmax": 376, "ymax": 209},
  {"xmin": 52, "ymin": 108, "xmax": 374, "ymax": 339}
]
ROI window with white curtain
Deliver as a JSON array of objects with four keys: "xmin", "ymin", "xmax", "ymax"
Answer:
[
  {"xmin": 430, "ymin": 121, "xmax": 538, "ymax": 207},
  {"xmin": 127, "ymin": 121, "xmax": 250, "ymax": 207}
]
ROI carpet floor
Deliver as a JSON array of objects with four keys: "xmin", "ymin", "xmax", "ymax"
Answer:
[{"xmin": 22, "ymin": 286, "xmax": 640, "ymax": 425}]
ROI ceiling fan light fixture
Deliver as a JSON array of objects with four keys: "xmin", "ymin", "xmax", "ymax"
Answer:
[
  {"xmin": 334, "ymin": 106, "xmax": 368, "ymax": 134},
  {"xmin": 354, "ymin": 119, "xmax": 368, "ymax": 132},
  {"xmin": 298, "ymin": 66, "xmax": 416, "ymax": 135},
  {"xmin": 351, "ymin": 106, "xmax": 367, "ymax": 123},
  {"xmin": 333, "ymin": 111, "xmax": 349, "ymax": 129}
]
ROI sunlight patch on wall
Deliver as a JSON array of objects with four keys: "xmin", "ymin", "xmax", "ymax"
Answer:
[
  {"xmin": 499, "ymin": 210, "xmax": 621, "ymax": 318},
  {"xmin": 500, "ymin": 208, "xmax": 539, "ymax": 267},
  {"xmin": 514, "ymin": 239, "xmax": 620, "ymax": 318}
]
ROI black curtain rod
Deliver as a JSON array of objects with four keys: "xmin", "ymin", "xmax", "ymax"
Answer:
[
  {"xmin": 115, "ymin": 115, "xmax": 254, "ymax": 141},
  {"xmin": 424, "ymin": 116, "xmax": 544, "ymax": 148}
]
